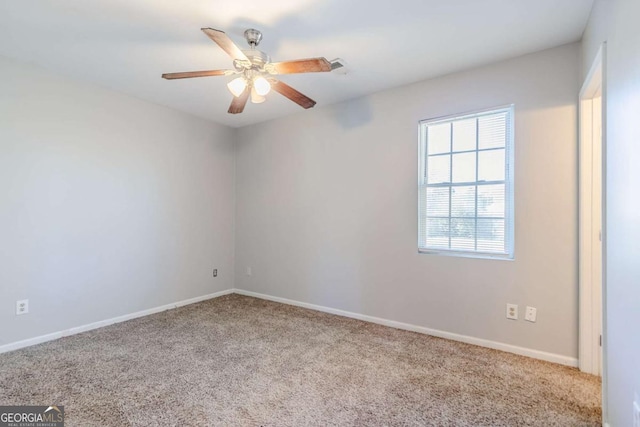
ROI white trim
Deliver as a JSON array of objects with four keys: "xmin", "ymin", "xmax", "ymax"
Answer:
[
  {"xmin": 0, "ymin": 289, "xmax": 234, "ymax": 354},
  {"xmin": 418, "ymin": 104, "xmax": 515, "ymax": 127},
  {"xmin": 580, "ymin": 47, "xmax": 604, "ymax": 99},
  {"xmin": 234, "ymin": 289, "xmax": 578, "ymax": 367},
  {"xmin": 578, "ymin": 42, "xmax": 608, "ymax": 424},
  {"xmin": 578, "ymin": 43, "xmax": 606, "ymax": 377},
  {"xmin": 1, "ymin": 287, "xmax": 579, "ymax": 368},
  {"xmin": 578, "ymin": 95, "xmax": 596, "ymax": 374}
]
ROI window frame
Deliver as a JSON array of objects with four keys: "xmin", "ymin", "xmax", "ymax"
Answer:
[{"xmin": 417, "ymin": 105, "xmax": 515, "ymax": 260}]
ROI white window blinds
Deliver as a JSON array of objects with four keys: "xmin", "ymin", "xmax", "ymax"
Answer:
[{"xmin": 418, "ymin": 106, "xmax": 514, "ymax": 258}]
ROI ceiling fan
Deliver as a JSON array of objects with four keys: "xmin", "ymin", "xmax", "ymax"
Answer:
[{"xmin": 162, "ymin": 28, "xmax": 334, "ymax": 114}]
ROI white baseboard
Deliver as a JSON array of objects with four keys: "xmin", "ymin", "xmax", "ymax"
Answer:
[
  {"xmin": 0, "ymin": 289, "xmax": 234, "ymax": 354},
  {"xmin": 233, "ymin": 288, "xmax": 579, "ymax": 368},
  {"xmin": 1, "ymin": 287, "xmax": 579, "ymax": 368}
]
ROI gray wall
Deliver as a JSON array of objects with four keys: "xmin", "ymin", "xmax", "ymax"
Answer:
[
  {"xmin": 582, "ymin": 1, "xmax": 640, "ymax": 425},
  {"xmin": 235, "ymin": 44, "xmax": 580, "ymax": 359},
  {"xmin": 1, "ymin": 39, "xmax": 587, "ymax": 374},
  {"xmin": 0, "ymin": 56, "xmax": 235, "ymax": 346}
]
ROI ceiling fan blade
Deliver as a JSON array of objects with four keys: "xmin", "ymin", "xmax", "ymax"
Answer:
[
  {"xmin": 162, "ymin": 70, "xmax": 230, "ymax": 80},
  {"xmin": 271, "ymin": 80, "xmax": 317, "ymax": 109},
  {"xmin": 271, "ymin": 57, "xmax": 332, "ymax": 74},
  {"xmin": 228, "ymin": 89, "xmax": 250, "ymax": 114},
  {"xmin": 201, "ymin": 28, "xmax": 248, "ymax": 62}
]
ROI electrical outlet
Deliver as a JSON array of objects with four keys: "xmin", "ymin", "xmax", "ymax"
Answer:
[
  {"xmin": 525, "ymin": 306, "xmax": 537, "ymax": 322},
  {"xmin": 213, "ymin": 268, "xmax": 218, "ymax": 277},
  {"xmin": 16, "ymin": 299, "xmax": 29, "ymax": 315},
  {"xmin": 506, "ymin": 303, "xmax": 518, "ymax": 320},
  {"xmin": 633, "ymin": 399, "xmax": 640, "ymax": 427},
  {"xmin": 246, "ymin": 267, "xmax": 252, "ymax": 276}
]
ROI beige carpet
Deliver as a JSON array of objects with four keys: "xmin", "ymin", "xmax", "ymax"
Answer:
[{"xmin": 0, "ymin": 294, "xmax": 601, "ymax": 426}]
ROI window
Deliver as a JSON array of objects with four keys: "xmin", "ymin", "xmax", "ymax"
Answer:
[{"xmin": 418, "ymin": 106, "xmax": 514, "ymax": 259}]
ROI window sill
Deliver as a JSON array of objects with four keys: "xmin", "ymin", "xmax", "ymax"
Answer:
[{"xmin": 418, "ymin": 248, "xmax": 514, "ymax": 261}]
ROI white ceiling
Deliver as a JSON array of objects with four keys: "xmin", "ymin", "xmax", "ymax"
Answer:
[{"xmin": 0, "ymin": 0, "xmax": 594, "ymax": 128}]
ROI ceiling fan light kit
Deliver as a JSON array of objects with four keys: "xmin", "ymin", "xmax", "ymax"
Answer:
[
  {"xmin": 250, "ymin": 87, "xmax": 266, "ymax": 104},
  {"xmin": 253, "ymin": 76, "xmax": 271, "ymax": 96},
  {"xmin": 162, "ymin": 28, "xmax": 335, "ymax": 115},
  {"xmin": 227, "ymin": 76, "xmax": 248, "ymax": 97}
]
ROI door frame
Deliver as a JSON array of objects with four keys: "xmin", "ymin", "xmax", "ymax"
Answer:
[{"xmin": 578, "ymin": 42, "xmax": 607, "ymax": 415}]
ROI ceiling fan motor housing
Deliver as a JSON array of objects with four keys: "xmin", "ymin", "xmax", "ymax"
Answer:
[{"xmin": 242, "ymin": 50, "xmax": 270, "ymax": 67}]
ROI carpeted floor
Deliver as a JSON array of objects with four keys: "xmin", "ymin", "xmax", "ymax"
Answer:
[{"xmin": 0, "ymin": 294, "xmax": 601, "ymax": 426}]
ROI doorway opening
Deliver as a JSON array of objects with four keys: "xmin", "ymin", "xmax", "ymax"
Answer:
[
  {"xmin": 578, "ymin": 42, "xmax": 606, "ymax": 415},
  {"xmin": 579, "ymin": 48, "xmax": 603, "ymax": 377}
]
